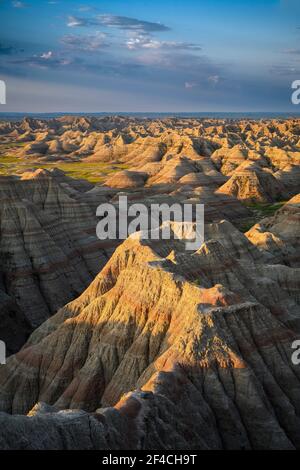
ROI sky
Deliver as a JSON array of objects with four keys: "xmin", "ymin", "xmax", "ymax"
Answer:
[{"xmin": 0, "ymin": 0, "xmax": 300, "ymax": 112}]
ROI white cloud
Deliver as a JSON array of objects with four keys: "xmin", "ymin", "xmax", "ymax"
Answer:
[
  {"xmin": 184, "ymin": 81, "xmax": 198, "ymax": 89},
  {"xmin": 208, "ymin": 75, "xmax": 220, "ymax": 85},
  {"xmin": 40, "ymin": 51, "xmax": 53, "ymax": 60},
  {"xmin": 67, "ymin": 16, "xmax": 84, "ymax": 27},
  {"xmin": 126, "ymin": 34, "xmax": 201, "ymax": 51},
  {"xmin": 11, "ymin": 51, "xmax": 74, "ymax": 69},
  {"xmin": 12, "ymin": 1, "xmax": 27, "ymax": 7},
  {"xmin": 66, "ymin": 14, "xmax": 170, "ymax": 33}
]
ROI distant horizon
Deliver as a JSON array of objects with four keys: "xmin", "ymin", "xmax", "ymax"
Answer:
[
  {"xmin": 2, "ymin": 110, "xmax": 300, "ymax": 113},
  {"xmin": 1, "ymin": 110, "xmax": 300, "ymax": 115},
  {"xmin": 1, "ymin": 110, "xmax": 300, "ymax": 122}
]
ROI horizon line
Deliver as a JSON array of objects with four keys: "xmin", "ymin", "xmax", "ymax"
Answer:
[{"xmin": 1, "ymin": 111, "xmax": 300, "ymax": 115}]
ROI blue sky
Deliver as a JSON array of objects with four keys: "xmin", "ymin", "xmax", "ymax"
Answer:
[{"xmin": 0, "ymin": 0, "xmax": 300, "ymax": 111}]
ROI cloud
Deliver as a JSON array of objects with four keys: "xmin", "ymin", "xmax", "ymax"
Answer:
[
  {"xmin": 61, "ymin": 33, "xmax": 109, "ymax": 51},
  {"xmin": 10, "ymin": 51, "xmax": 75, "ymax": 69},
  {"xmin": 0, "ymin": 43, "xmax": 24, "ymax": 55},
  {"xmin": 4, "ymin": 50, "xmax": 140, "ymax": 77},
  {"xmin": 78, "ymin": 6, "xmax": 93, "ymax": 12},
  {"xmin": 136, "ymin": 48, "xmax": 216, "ymax": 72},
  {"xmin": 282, "ymin": 48, "xmax": 300, "ymax": 55},
  {"xmin": 99, "ymin": 14, "xmax": 170, "ymax": 32},
  {"xmin": 67, "ymin": 14, "xmax": 170, "ymax": 33},
  {"xmin": 269, "ymin": 64, "xmax": 300, "ymax": 75},
  {"xmin": 40, "ymin": 51, "xmax": 53, "ymax": 59},
  {"xmin": 12, "ymin": 1, "xmax": 27, "ymax": 7},
  {"xmin": 185, "ymin": 76, "xmax": 221, "ymax": 90},
  {"xmin": 0, "ymin": 44, "xmax": 14, "ymax": 55},
  {"xmin": 208, "ymin": 75, "xmax": 220, "ymax": 85},
  {"xmin": 184, "ymin": 81, "xmax": 198, "ymax": 89},
  {"xmin": 126, "ymin": 35, "xmax": 201, "ymax": 51},
  {"xmin": 67, "ymin": 16, "xmax": 90, "ymax": 27},
  {"xmin": 80, "ymin": 59, "xmax": 143, "ymax": 77}
]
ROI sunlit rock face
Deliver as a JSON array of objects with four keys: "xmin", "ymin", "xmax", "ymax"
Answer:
[{"xmin": 245, "ymin": 194, "xmax": 300, "ymax": 266}]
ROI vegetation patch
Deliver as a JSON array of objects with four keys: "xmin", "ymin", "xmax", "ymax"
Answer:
[
  {"xmin": 0, "ymin": 154, "xmax": 129, "ymax": 183},
  {"xmin": 238, "ymin": 201, "xmax": 287, "ymax": 232}
]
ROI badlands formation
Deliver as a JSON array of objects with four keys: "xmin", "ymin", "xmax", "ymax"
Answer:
[{"xmin": 0, "ymin": 116, "xmax": 299, "ymax": 449}]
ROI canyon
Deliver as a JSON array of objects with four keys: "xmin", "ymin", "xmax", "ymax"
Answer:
[{"xmin": 0, "ymin": 116, "xmax": 299, "ymax": 449}]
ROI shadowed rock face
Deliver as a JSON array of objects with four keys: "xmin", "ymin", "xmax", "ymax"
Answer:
[
  {"xmin": 0, "ymin": 218, "xmax": 299, "ymax": 450},
  {"xmin": 0, "ymin": 286, "xmax": 30, "ymax": 355},
  {"xmin": 0, "ymin": 170, "xmax": 111, "ymax": 350}
]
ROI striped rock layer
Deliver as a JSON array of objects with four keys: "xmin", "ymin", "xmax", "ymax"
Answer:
[{"xmin": 0, "ymin": 218, "xmax": 299, "ymax": 449}]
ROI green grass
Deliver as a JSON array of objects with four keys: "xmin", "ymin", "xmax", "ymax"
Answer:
[
  {"xmin": 37, "ymin": 161, "xmax": 129, "ymax": 183},
  {"xmin": 0, "ymin": 153, "xmax": 129, "ymax": 183},
  {"xmin": 238, "ymin": 201, "xmax": 287, "ymax": 233},
  {"xmin": 0, "ymin": 155, "xmax": 21, "ymax": 164},
  {"xmin": 0, "ymin": 140, "xmax": 129, "ymax": 183},
  {"xmin": 245, "ymin": 201, "xmax": 286, "ymax": 217},
  {"xmin": 1, "ymin": 142, "xmax": 25, "ymax": 148}
]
